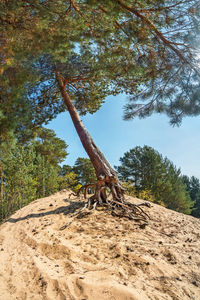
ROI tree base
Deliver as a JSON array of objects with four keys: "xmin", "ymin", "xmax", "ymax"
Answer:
[{"xmin": 62, "ymin": 176, "xmax": 151, "ymax": 230}]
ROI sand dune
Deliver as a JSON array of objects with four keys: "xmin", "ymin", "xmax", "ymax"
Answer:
[{"xmin": 0, "ymin": 190, "xmax": 200, "ymax": 300}]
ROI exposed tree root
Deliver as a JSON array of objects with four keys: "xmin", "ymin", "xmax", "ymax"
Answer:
[{"xmin": 60, "ymin": 176, "xmax": 151, "ymax": 230}]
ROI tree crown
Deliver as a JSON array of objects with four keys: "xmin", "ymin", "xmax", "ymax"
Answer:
[{"xmin": 1, "ymin": 0, "xmax": 200, "ymax": 129}]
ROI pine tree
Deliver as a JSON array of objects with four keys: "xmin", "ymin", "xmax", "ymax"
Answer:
[
  {"xmin": 1, "ymin": 1, "xmax": 200, "ymax": 210},
  {"xmin": 0, "ymin": 141, "xmax": 37, "ymax": 220},
  {"xmin": 33, "ymin": 127, "xmax": 68, "ymax": 166},
  {"xmin": 73, "ymin": 158, "xmax": 96, "ymax": 185},
  {"xmin": 31, "ymin": 127, "xmax": 68, "ymax": 198},
  {"xmin": 58, "ymin": 165, "xmax": 80, "ymax": 192},
  {"xmin": 0, "ymin": 126, "xmax": 68, "ymax": 220},
  {"xmin": 116, "ymin": 146, "xmax": 194, "ymax": 214},
  {"xmin": 182, "ymin": 175, "xmax": 200, "ymax": 217}
]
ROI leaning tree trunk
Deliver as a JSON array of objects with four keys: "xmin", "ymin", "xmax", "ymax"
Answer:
[
  {"xmin": 56, "ymin": 72, "xmax": 150, "ymax": 226},
  {"xmin": 56, "ymin": 72, "xmax": 116, "ymax": 179},
  {"xmin": 56, "ymin": 71, "xmax": 125, "ymax": 202}
]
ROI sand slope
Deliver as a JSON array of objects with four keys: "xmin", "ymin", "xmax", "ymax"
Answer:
[{"xmin": 0, "ymin": 190, "xmax": 200, "ymax": 300}]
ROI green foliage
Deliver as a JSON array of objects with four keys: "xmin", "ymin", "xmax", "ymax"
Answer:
[
  {"xmin": 73, "ymin": 157, "xmax": 96, "ymax": 185},
  {"xmin": 121, "ymin": 181, "xmax": 137, "ymax": 197},
  {"xmin": 34, "ymin": 155, "xmax": 60, "ymax": 198},
  {"xmin": 58, "ymin": 158, "xmax": 97, "ymax": 192},
  {"xmin": 33, "ymin": 127, "xmax": 68, "ymax": 166},
  {"xmin": 137, "ymin": 189, "xmax": 156, "ymax": 203},
  {"xmin": 116, "ymin": 146, "xmax": 194, "ymax": 214},
  {"xmin": 122, "ymin": 180, "xmax": 155, "ymax": 202},
  {"xmin": 58, "ymin": 165, "xmax": 81, "ymax": 191},
  {"xmin": 0, "ymin": 127, "xmax": 68, "ymax": 221},
  {"xmin": 182, "ymin": 175, "xmax": 200, "ymax": 218},
  {"xmin": 1, "ymin": 0, "xmax": 200, "ymax": 129},
  {"xmin": 0, "ymin": 140, "xmax": 37, "ymax": 219}
]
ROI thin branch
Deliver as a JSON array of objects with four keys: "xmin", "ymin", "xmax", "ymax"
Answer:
[
  {"xmin": 136, "ymin": 1, "xmax": 189, "ymax": 13},
  {"xmin": 117, "ymin": 0, "xmax": 200, "ymax": 76},
  {"xmin": 63, "ymin": 74, "xmax": 92, "ymax": 86},
  {"xmin": 99, "ymin": 5, "xmax": 142, "ymax": 56},
  {"xmin": 70, "ymin": 0, "xmax": 96, "ymax": 36}
]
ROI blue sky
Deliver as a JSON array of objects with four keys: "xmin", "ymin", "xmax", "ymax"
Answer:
[{"xmin": 46, "ymin": 94, "xmax": 200, "ymax": 179}]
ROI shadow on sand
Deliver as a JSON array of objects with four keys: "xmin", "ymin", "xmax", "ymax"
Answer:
[{"xmin": 6, "ymin": 199, "xmax": 85, "ymax": 223}]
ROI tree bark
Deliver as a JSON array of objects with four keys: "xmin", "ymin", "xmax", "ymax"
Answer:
[
  {"xmin": 55, "ymin": 72, "xmax": 151, "ymax": 225},
  {"xmin": 56, "ymin": 72, "xmax": 117, "ymax": 179}
]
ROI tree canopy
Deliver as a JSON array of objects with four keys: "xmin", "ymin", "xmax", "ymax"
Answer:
[
  {"xmin": 32, "ymin": 127, "xmax": 67, "ymax": 166},
  {"xmin": 0, "ymin": 0, "xmax": 200, "ymax": 133},
  {"xmin": 182, "ymin": 175, "xmax": 200, "ymax": 217},
  {"xmin": 116, "ymin": 146, "xmax": 194, "ymax": 214},
  {"xmin": 0, "ymin": 127, "xmax": 68, "ymax": 221}
]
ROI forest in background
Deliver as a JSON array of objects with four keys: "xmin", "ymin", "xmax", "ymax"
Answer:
[{"xmin": 0, "ymin": 130, "xmax": 200, "ymax": 222}]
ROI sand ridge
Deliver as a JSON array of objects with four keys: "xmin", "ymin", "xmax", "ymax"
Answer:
[{"xmin": 0, "ymin": 190, "xmax": 200, "ymax": 300}]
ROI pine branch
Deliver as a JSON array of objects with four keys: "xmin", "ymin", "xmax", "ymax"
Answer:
[
  {"xmin": 117, "ymin": 0, "xmax": 200, "ymax": 76},
  {"xmin": 99, "ymin": 5, "xmax": 142, "ymax": 56},
  {"xmin": 136, "ymin": 1, "xmax": 189, "ymax": 13},
  {"xmin": 70, "ymin": 0, "xmax": 96, "ymax": 36},
  {"xmin": 63, "ymin": 74, "xmax": 92, "ymax": 86}
]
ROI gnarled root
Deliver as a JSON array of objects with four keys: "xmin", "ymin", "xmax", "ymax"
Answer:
[{"xmin": 60, "ymin": 176, "xmax": 151, "ymax": 230}]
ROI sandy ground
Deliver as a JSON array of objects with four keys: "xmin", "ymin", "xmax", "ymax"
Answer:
[{"xmin": 0, "ymin": 190, "xmax": 200, "ymax": 300}]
